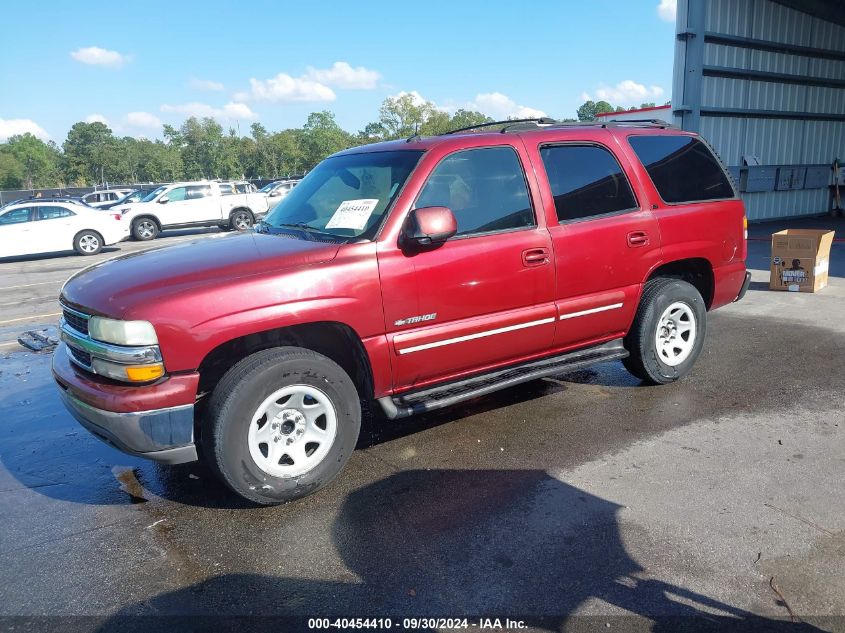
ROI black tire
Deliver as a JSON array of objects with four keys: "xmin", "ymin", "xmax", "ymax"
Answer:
[
  {"xmin": 73, "ymin": 230, "xmax": 103, "ymax": 256},
  {"xmin": 132, "ymin": 217, "xmax": 159, "ymax": 241},
  {"xmin": 229, "ymin": 209, "xmax": 254, "ymax": 231},
  {"xmin": 203, "ymin": 347, "xmax": 361, "ymax": 505},
  {"xmin": 623, "ymin": 278, "xmax": 707, "ymax": 385}
]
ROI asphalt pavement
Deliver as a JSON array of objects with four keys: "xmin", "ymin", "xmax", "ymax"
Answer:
[{"xmin": 0, "ymin": 227, "xmax": 843, "ymax": 632}]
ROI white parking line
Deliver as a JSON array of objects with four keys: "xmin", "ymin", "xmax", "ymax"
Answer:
[
  {"xmin": 0, "ymin": 312, "xmax": 61, "ymax": 326},
  {"xmin": 0, "ymin": 281, "xmax": 63, "ymax": 291}
]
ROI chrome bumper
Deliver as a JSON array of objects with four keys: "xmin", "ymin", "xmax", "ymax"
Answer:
[{"xmin": 57, "ymin": 385, "xmax": 198, "ymax": 464}]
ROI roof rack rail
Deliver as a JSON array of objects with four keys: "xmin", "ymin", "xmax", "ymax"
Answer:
[
  {"xmin": 442, "ymin": 117, "xmax": 558, "ymax": 135},
  {"xmin": 595, "ymin": 118, "xmax": 676, "ymax": 129}
]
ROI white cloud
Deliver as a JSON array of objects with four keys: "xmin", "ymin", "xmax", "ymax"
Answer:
[
  {"xmin": 584, "ymin": 80, "xmax": 665, "ymax": 106},
  {"xmin": 70, "ymin": 46, "xmax": 129, "ymax": 68},
  {"xmin": 234, "ymin": 73, "xmax": 336, "ymax": 103},
  {"xmin": 125, "ymin": 111, "xmax": 162, "ymax": 129},
  {"xmin": 657, "ymin": 0, "xmax": 677, "ymax": 23},
  {"xmin": 471, "ymin": 92, "xmax": 546, "ymax": 119},
  {"xmin": 84, "ymin": 113, "xmax": 109, "ymax": 125},
  {"xmin": 389, "ymin": 90, "xmax": 434, "ymax": 108},
  {"xmin": 160, "ymin": 101, "xmax": 258, "ymax": 120},
  {"xmin": 0, "ymin": 118, "xmax": 50, "ymax": 141},
  {"xmin": 189, "ymin": 77, "xmax": 224, "ymax": 91},
  {"xmin": 305, "ymin": 62, "xmax": 380, "ymax": 89}
]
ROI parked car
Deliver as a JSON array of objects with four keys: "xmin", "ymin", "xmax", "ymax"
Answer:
[
  {"xmin": 101, "ymin": 188, "xmax": 157, "ymax": 209},
  {"xmin": 82, "ymin": 189, "xmax": 135, "ymax": 208},
  {"xmin": 0, "ymin": 200, "xmax": 129, "ymax": 257},
  {"xmin": 116, "ymin": 181, "xmax": 270, "ymax": 240},
  {"xmin": 54, "ymin": 120, "xmax": 750, "ymax": 504},
  {"xmin": 260, "ymin": 179, "xmax": 298, "ymax": 204}
]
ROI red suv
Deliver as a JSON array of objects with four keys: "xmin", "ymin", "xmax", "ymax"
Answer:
[{"xmin": 54, "ymin": 120, "xmax": 750, "ymax": 504}]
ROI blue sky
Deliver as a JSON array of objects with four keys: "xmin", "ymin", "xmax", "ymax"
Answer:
[{"xmin": 0, "ymin": 0, "xmax": 677, "ymax": 142}]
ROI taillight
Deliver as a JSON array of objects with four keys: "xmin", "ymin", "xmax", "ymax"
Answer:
[
  {"xmin": 743, "ymin": 215, "xmax": 748, "ymax": 240},
  {"xmin": 112, "ymin": 214, "xmax": 122, "ymax": 221}
]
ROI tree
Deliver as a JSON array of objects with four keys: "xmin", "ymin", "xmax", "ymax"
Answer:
[
  {"xmin": 63, "ymin": 121, "xmax": 117, "ymax": 185},
  {"xmin": 576, "ymin": 100, "xmax": 615, "ymax": 121},
  {"xmin": 2, "ymin": 134, "xmax": 61, "ymax": 188},
  {"xmin": 0, "ymin": 151, "xmax": 25, "ymax": 189},
  {"xmin": 377, "ymin": 94, "xmax": 439, "ymax": 140},
  {"xmin": 301, "ymin": 111, "xmax": 354, "ymax": 170}
]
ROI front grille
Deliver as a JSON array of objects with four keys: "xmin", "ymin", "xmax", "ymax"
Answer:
[
  {"xmin": 68, "ymin": 346, "xmax": 92, "ymax": 368},
  {"xmin": 63, "ymin": 308, "xmax": 89, "ymax": 335}
]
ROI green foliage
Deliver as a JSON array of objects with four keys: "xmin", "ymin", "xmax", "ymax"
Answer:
[
  {"xmin": 576, "ymin": 100, "xmax": 615, "ymax": 121},
  {"xmin": 0, "ymin": 134, "xmax": 61, "ymax": 188}
]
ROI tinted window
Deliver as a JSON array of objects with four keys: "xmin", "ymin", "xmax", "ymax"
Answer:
[
  {"xmin": 540, "ymin": 145, "xmax": 637, "ymax": 223},
  {"xmin": 415, "ymin": 146, "xmax": 534, "ymax": 236},
  {"xmin": 186, "ymin": 185, "xmax": 211, "ymax": 200},
  {"xmin": 36, "ymin": 206, "xmax": 75, "ymax": 220},
  {"xmin": 628, "ymin": 135, "xmax": 735, "ymax": 203},
  {"xmin": 167, "ymin": 187, "xmax": 187, "ymax": 202},
  {"xmin": 0, "ymin": 208, "xmax": 32, "ymax": 225}
]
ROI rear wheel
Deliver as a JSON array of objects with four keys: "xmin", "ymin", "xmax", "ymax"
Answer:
[
  {"xmin": 623, "ymin": 278, "xmax": 706, "ymax": 384},
  {"xmin": 132, "ymin": 217, "xmax": 159, "ymax": 241},
  {"xmin": 230, "ymin": 209, "xmax": 254, "ymax": 231},
  {"xmin": 203, "ymin": 347, "xmax": 361, "ymax": 505},
  {"xmin": 74, "ymin": 231, "xmax": 102, "ymax": 256}
]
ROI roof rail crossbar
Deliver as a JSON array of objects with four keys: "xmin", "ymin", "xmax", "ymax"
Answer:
[
  {"xmin": 597, "ymin": 118, "xmax": 676, "ymax": 129},
  {"xmin": 441, "ymin": 117, "xmax": 558, "ymax": 135}
]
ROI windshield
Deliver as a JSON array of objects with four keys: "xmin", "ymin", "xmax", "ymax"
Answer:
[
  {"xmin": 142, "ymin": 186, "xmax": 167, "ymax": 203},
  {"xmin": 260, "ymin": 182, "xmax": 276, "ymax": 193},
  {"xmin": 263, "ymin": 150, "xmax": 423, "ymax": 239}
]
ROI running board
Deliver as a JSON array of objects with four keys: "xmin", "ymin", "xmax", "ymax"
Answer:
[{"xmin": 378, "ymin": 339, "xmax": 628, "ymax": 420}]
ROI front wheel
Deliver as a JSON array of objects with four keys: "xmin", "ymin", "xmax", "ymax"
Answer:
[
  {"xmin": 74, "ymin": 230, "xmax": 102, "ymax": 256},
  {"xmin": 132, "ymin": 217, "xmax": 159, "ymax": 241},
  {"xmin": 623, "ymin": 278, "xmax": 707, "ymax": 384},
  {"xmin": 203, "ymin": 347, "xmax": 361, "ymax": 505},
  {"xmin": 229, "ymin": 209, "xmax": 254, "ymax": 231}
]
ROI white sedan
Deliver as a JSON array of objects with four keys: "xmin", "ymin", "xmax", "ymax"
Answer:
[{"xmin": 0, "ymin": 201, "xmax": 130, "ymax": 257}]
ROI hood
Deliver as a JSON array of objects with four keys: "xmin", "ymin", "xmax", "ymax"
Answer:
[{"xmin": 61, "ymin": 232, "xmax": 341, "ymax": 318}]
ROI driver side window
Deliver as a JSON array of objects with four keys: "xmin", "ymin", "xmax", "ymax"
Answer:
[
  {"xmin": 415, "ymin": 146, "xmax": 535, "ymax": 237},
  {"xmin": 166, "ymin": 187, "xmax": 188, "ymax": 202}
]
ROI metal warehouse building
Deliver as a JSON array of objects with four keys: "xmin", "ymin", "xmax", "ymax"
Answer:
[{"xmin": 672, "ymin": 0, "xmax": 845, "ymax": 221}]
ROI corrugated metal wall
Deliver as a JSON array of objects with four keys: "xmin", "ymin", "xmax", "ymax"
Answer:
[{"xmin": 673, "ymin": 0, "xmax": 845, "ymax": 221}]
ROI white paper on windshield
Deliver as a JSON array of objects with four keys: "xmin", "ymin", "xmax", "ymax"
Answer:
[{"xmin": 325, "ymin": 199, "xmax": 379, "ymax": 230}]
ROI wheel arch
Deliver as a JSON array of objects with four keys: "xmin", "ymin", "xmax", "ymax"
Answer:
[
  {"xmin": 131, "ymin": 214, "xmax": 162, "ymax": 229},
  {"xmin": 646, "ymin": 257, "xmax": 714, "ymax": 308},
  {"xmin": 197, "ymin": 321, "xmax": 375, "ymax": 403}
]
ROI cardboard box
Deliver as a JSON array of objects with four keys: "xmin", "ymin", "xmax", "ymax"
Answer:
[{"xmin": 769, "ymin": 229, "xmax": 835, "ymax": 292}]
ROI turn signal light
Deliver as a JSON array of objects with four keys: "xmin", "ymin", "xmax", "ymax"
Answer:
[
  {"xmin": 743, "ymin": 215, "xmax": 748, "ymax": 240},
  {"xmin": 125, "ymin": 364, "xmax": 165, "ymax": 382}
]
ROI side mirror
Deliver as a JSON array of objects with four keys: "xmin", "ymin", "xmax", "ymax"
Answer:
[
  {"xmin": 269, "ymin": 191, "xmax": 280, "ymax": 197},
  {"xmin": 402, "ymin": 206, "xmax": 457, "ymax": 247},
  {"xmin": 158, "ymin": 196, "xmax": 169, "ymax": 204}
]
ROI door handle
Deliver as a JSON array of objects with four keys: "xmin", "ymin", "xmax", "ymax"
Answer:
[
  {"xmin": 522, "ymin": 247, "xmax": 550, "ymax": 267},
  {"xmin": 627, "ymin": 231, "xmax": 649, "ymax": 247}
]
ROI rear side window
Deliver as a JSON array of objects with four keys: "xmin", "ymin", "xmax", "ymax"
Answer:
[
  {"xmin": 628, "ymin": 135, "xmax": 735, "ymax": 203},
  {"xmin": 186, "ymin": 185, "xmax": 212, "ymax": 199},
  {"xmin": 415, "ymin": 146, "xmax": 534, "ymax": 236},
  {"xmin": 539, "ymin": 145, "xmax": 638, "ymax": 223},
  {"xmin": 36, "ymin": 206, "xmax": 75, "ymax": 220}
]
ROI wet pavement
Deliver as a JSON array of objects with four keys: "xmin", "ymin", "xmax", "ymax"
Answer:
[{"xmin": 0, "ymin": 235, "xmax": 843, "ymax": 632}]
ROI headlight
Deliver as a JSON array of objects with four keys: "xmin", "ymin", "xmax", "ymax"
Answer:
[
  {"xmin": 88, "ymin": 317, "xmax": 158, "ymax": 346},
  {"xmin": 91, "ymin": 358, "xmax": 165, "ymax": 383}
]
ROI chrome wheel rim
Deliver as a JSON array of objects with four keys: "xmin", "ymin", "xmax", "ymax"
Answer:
[
  {"xmin": 233, "ymin": 212, "xmax": 252, "ymax": 230},
  {"xmin": 247, "ymin": 385, "xmax": 338, "ymax": 478},
  {"xmin": 137, "ymin": 220, "xmax": 155, "ymax": 239},
  {"xmin": 79, "ymin": 234, "xmax": 100, "ymax": 253},
  {"xmin": 655, "ymin": 301, "xmax": 696, "ymax": 366}
]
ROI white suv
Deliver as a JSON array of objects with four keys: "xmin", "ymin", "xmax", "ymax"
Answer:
[{"xmin": 116, "ymin": 181, "xmax": 270, "ymax": 241}]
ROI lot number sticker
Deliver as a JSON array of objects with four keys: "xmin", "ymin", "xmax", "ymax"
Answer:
[{"xmin": 325, "ymin": 199, "xmax": 379, "ymax": 230}]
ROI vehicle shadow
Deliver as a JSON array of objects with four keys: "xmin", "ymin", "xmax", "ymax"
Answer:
[{"xmin": 87, "ymin": 469, "xmax": 823, "ymax": 632}]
